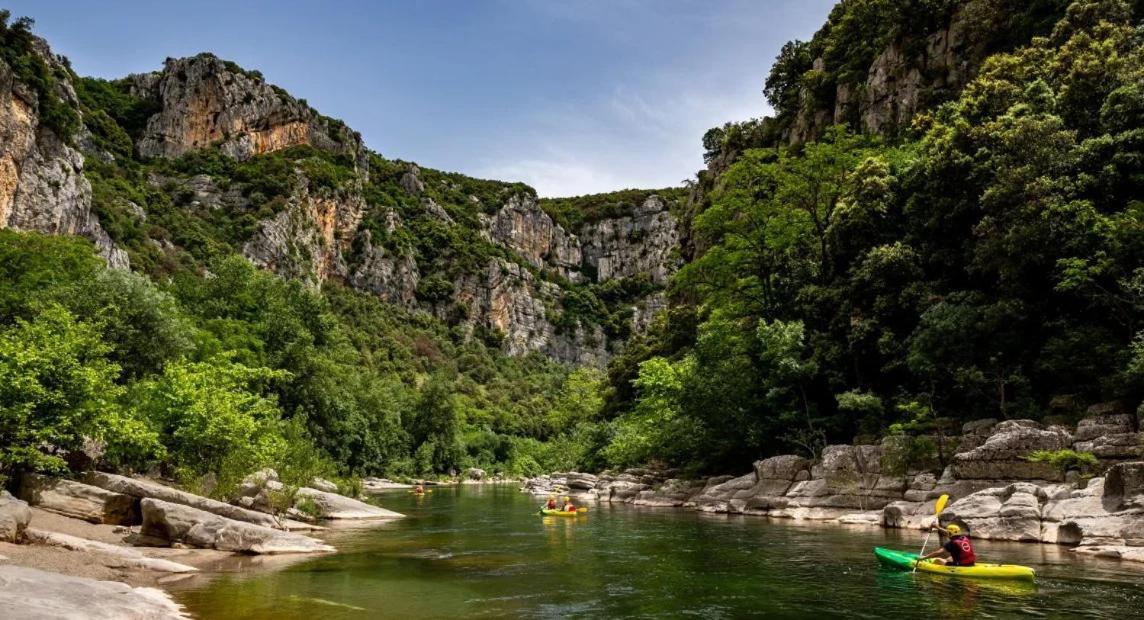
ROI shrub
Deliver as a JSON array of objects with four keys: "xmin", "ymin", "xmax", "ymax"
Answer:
[
  {"xmin": 0, "ymin": 305, "xmax": 159, "ymax": 477},
  {"xmin": 1024, "ymin": 449, "xmax": 1099, "ymax": 474}
]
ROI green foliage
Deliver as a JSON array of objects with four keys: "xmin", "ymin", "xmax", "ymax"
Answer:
[
  {"xmin": 129, "ymin": 356, "xmax": 288, "ymax": 492},
  {"xmin": 600, "ymin": 2, "xmax": 1144, "ymax": 474},
  {"xmin": 540, "ymin": 188, "xmax": 686, "ymax": 231},
  {"xmin": 1024, "ymin": 448, "xmax": 1099, "ymax": 473},
  {"xmin": 0, "ymin": 11, "xmax": 80, "ymax": 139},
  {"xmin": 0, "ymin": 305, "xmax": 157, "ymax": 475}
]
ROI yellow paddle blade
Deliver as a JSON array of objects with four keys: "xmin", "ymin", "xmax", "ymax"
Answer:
[
  {"xmin": 934, "ymin": 494, "xmax": 950, "ymax": 515},
  {"xmin": 578, "ymin": 507, "xmax": 589, "ymax": 513}
]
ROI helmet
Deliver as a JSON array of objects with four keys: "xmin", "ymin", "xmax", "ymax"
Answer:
[
  {"xmin": 945, "ymin": 524, "xmax": 961, "ymax": 535},
  {"xmin": 563, "ymin": 496, "xmax": 570, "ymax": 501}
]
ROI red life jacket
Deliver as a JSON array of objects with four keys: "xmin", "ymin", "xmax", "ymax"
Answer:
[{"xmin": 949, "ymin": 535, "xmax": 976, "ymax": 565}]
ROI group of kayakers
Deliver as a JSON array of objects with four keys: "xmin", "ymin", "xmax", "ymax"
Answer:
[{"xmin": 545, "ymin": 495, "xmax": 577, "ymax": 512}]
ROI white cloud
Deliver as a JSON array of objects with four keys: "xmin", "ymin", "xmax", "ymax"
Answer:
[{"xmin": 468, "ymin": 3, "xmax": 791, "ymax": 197}]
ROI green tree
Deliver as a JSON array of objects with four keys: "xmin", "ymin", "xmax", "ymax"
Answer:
[{"xmin": 0, "ymin": 305, "xmax": 157, "ymax": 476}]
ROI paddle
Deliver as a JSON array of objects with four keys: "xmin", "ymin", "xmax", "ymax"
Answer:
[{"xmin": 913, "ymin": 494, "xmax": 950, "ymax": 574}]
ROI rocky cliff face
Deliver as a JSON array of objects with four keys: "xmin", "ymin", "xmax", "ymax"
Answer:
[
  {"xmin": 578, "ymin": 196, "xmax": 680, "ymax": 284},
  {"xmin": 1, "ymin": 35, "xmax": 682, "ymax": 364},
  {"xmin": 240, "ymin": 180, "xmax": 679, "ymax": 363},
  {"xmin": 0, "ymin": 39, "xmax": 126, "ymax": 268},
  {"xmin": 129, "ymin": 54, "xmax": 368, "ymax": 176},
  {"xmin": 790, "ymin": 6, "xmax": 976, "ymax": 144},
  {"xmin": 479, "ymin": 195, "xmax": 582, "ymax": 282}
]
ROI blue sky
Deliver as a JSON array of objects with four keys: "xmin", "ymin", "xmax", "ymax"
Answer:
[{"xmin": 10, "ymin": 1, "xmax": 835, "ymax": 196}]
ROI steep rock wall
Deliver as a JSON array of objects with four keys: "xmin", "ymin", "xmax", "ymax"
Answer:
[
  {"xmin": 790, "ymin": 4, "xmax": 977, "ymax": 144},
  {"xmin": 0, "ymin": 41, "xmax": 126, "ymax": 268},
  {"xmin": 129, "ymin": 54, "xmax": 368, "ymax": 176}
]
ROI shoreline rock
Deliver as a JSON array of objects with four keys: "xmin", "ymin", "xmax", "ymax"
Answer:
[
  {"xmin": 523, "ymin": 405, "xmax": 1144, "ymax": 564},
  {"xmin": 139, "ymin": 498, "xmax": 335, "ymax": 554},
  {"xmin": 20, "ymin": 474, "xmax": 136, "ymax": 525},
  {"xmin": 86, "ymin": 472, "xmax": 282, "ymax": 529},
  {"xmin": 0, "ymin": 565, "xmax": 188, "ymax": 619}
]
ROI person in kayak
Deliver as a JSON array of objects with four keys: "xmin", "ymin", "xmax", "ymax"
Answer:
[
  {"xmin": 545, "ymin": 495, "xmax": 558, "ymax": 510},
  {"xmin": 562, "ymin": 496, "xmax": 576, "ymax": 512},
  {"xmin": 918, "ymin": 524, "xmax": 976, "ymax": 566},
  {"xmin": 414, "ymin": 484, "xmax": 425, "ymax": 495}
]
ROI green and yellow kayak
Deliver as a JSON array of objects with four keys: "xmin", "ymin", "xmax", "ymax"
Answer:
[{"xmin": 874, "ymin": 547, "xmax": 1035, "ymax": 581}]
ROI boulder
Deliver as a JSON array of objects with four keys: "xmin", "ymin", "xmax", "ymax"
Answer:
[
  {"xmin": 941, "ymin": 483, "xmax": 1048, "ymax": 542},
  {"xmin": 293, "ymin": 486, "xmax": 403, "ymax": 519},
  {"xmin": 754, "ymin": 455, "xmax": 810, "ymax": 481},
  {"xmin": 139, "ymin": 499, "xmax": 334, "ymax": 554},
  {"xmin": 565, "ymin": 472, "xmax": 598, "ymax": 490},
  {"xmin": 20, "ymin": 474, "xmax": 136, "ymax": 525},
  {"xmin": 309, "ymin": 478, "xmax": 338, "ymax": 494},
  {"xmin": 951, "ymin": 423, "xmax": 1071, "ymax": 481},
  {"xmin": 237, "ymin": 468, "xmax": 279, "ymax": 497},
  {"xmin": 244, "ymin": 481, "xmax": 403, "ymax": 520},
  {"xmin": 466, "ymin": 468, "xmax": 486, "ymax": 482},
  {"xmin": 603, "ymin": 480, "xmax": 648, "ymax": 502},
  {"xmin": 0, "ymin": 491, "xmax": 31, "ymax": 543},
  {"xmin": 1104, "ymin": 461, "xmax": 1144, "ymax": 510},
  {"xmin": 1073, "ymin": 433, "xmax": 1143, "ymax": 461},
  {"xmin": 0, "ymin": 565, "xmax": 188, "ymax": 619},
  {"xmin": 1072, "ymin": 545, "xmax": 1144, "ymax": 563},
  {"xmin": 632, "ymin": 479, "xmax": 705, "ymax": 507},
  {"xmin": 955, "ymin": 418, "xmax": 998, "ymax": 453},
  {"xmin": 1074, "ymin": 409, "xmax": 1136, "ymax": 442},
  {"xmin": 86, "ymin": 472, "xmax": 281, "ymax": 529}
]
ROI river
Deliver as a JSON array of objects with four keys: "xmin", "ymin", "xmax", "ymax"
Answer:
[{"xmin": 172, "ymin": 484, "xmax": 1144, "ymax": 619}]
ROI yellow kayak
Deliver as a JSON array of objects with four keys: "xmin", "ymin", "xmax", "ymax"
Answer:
[
  {"xmin": 539, "ymin": 509, "xmax": 583, "ymax": 517},
  {"xmin": 874, "ymin": 547, "xmax": 1035, "ymax": 581}
]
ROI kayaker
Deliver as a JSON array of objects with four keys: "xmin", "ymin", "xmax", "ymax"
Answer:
[
  {"xmin": 919, "ymin": 524, "xmax": 976, "ymax": 566},
  {"xmin": 545, "ymin": 495, "xmax": 558, "ymax": 510},
  {"xmin": 414, "ymin": 484, "xmax": 425, "ymax": 495},
  {"xmin": 562, "ymin": 496, "xmax": 576, "ymax": 512}
]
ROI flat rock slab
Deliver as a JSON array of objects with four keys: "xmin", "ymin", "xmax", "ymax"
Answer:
[
  {"xmin": 292, "ymin": 485, "xmax": 404, "ymax": 520},
  {"xmin": 20, "ymin": 474, "xmax": 136, "ymax": 525},
  {"xmin": 87, "ymin": 472, "xmax": 281, "ymax": 529},
  {"xmin": 0, "ymin": 565, "xmax": 188, "ymax": 619},
  {"xmin": 24, "ymin": 528, "xmax": 197, "ymax": 573},
  {"xmin": 140, "ymin": 498, "xmax": 334, "ymax": 554}
]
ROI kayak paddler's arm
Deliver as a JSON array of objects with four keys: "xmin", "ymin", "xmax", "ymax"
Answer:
[{"xmin": 917, "ymin": 548, "xmax": 947, "ymax": 562}]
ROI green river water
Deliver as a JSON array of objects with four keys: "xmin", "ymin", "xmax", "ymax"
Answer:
[{"xmin": 172, "ymin": 484, "xmax": 1144, "ymax": 619}]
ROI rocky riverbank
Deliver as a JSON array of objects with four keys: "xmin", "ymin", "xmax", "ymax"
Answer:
[
  {"xmin": 0, "ymin": 470, "xmax": 404, "ymax": 617},
  {"xmin": 524, "ymin": 403, "xmax": 1144, "ymax": 564}
]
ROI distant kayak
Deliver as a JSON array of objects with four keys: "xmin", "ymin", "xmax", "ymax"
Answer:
[
  {"xmin": 874, "ymin": 547, "xmax": 1035, "ymax": 581},
  {"xmin": 540, "ymin": 508, "xmax": 584, "ymax": 517}
]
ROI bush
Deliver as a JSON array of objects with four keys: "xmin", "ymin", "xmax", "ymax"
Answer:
[
  {"xmin": 1024, "ymin": 449, "xmax": 1099, "ymax": 474},
  {"xmin": 129, "ymin": 356, "xmax": 289, "ymax": 495},
  {"xmin": 0, "ymin": 305, "xmax": 159, "ymax": 477}
]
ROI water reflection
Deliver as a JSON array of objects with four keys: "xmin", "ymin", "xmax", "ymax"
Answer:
[{"xmin": 173, "ymin": 484, "xmax": 1144, "ymax": 619}]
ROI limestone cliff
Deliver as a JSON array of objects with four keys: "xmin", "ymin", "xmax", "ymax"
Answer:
[
  {"xmin": 240, "ymin": 181, "xmax": 679, "ymax": 364},
  {"xmin": 0, "ymin": 38, "xmax": 126, "ymax": 268},
  {"xmin": 129, "ymin": 54, "xmax": 368, "ymax": 176},
  {"xmin": 790, "ymin": 5, "xmax": 975, "ymax": 144}
]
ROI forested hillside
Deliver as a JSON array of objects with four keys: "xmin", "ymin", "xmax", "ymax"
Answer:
[
  {"xmin": 2, "ymin": 0, "xmax": 1143, "ymax": 491},
  {"xmin": 598, "ymin": 0, "xmax": 1144, "ymax": 474}
]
